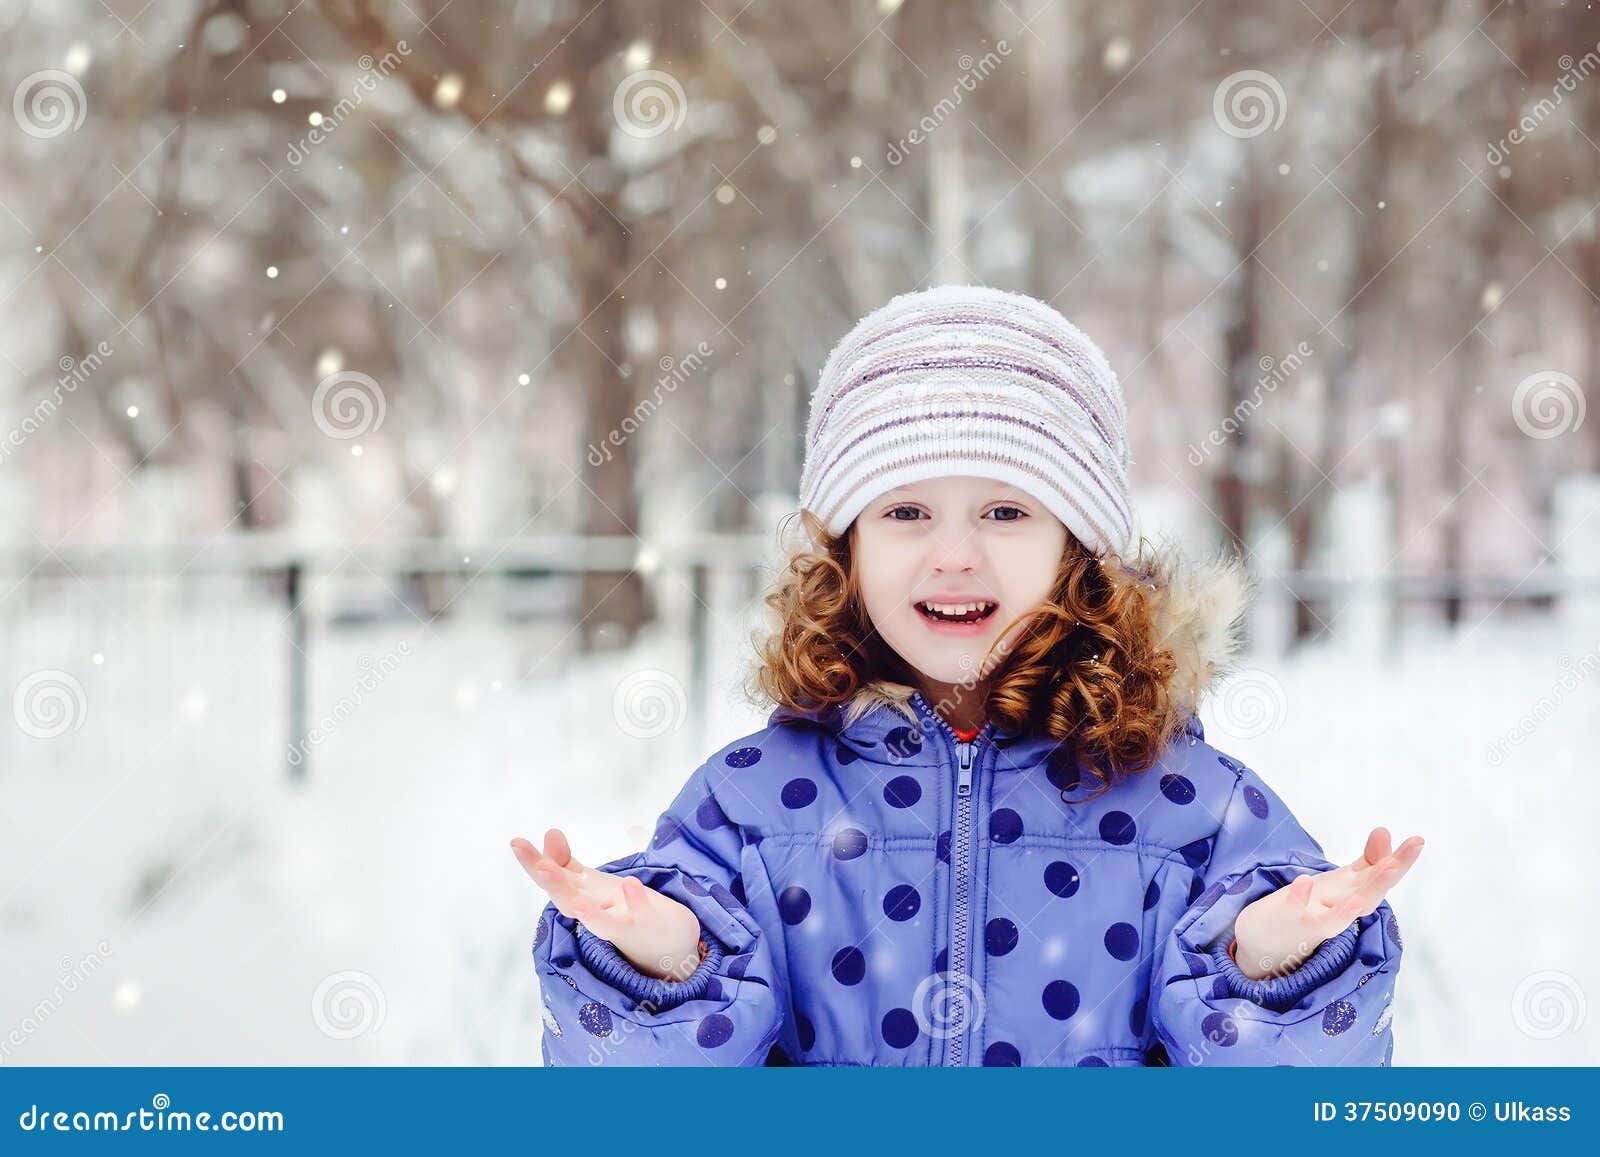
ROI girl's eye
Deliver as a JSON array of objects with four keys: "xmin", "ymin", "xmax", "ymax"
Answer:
[{"xmin": 884, "ymin": 505, "xmax": 1026, "ymax": 521}]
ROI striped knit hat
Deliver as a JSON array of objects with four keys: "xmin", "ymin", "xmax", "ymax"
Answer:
[{"xmin": 797, "ymin": 284, "xmax": 1134, "ymax": 558}]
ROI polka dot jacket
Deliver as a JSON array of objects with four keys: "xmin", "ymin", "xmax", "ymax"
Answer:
[
  {"xmin": 528, "ymin": 560, "xmax": 1401, "ymax": 1068},
  {"xmin": 531, "ymin": 690, "xmax": 1403, "ymax": 1067}
]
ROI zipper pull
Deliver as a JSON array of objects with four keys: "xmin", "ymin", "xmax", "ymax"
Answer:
[{"xmin": 956, "ymin": 740, "xmax": 973, "ymax": 796}]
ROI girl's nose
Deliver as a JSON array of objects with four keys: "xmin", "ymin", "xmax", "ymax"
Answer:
[{"xmin": 930, "ymin": 528, "xmax": 983, "ymax": 573}]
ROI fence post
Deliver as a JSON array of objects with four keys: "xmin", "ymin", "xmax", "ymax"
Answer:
[{"xmin": 286, "ymin": 560, "xmax": 307, "ymax": 782}]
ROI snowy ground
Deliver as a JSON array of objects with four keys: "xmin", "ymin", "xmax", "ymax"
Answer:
[{"xmin": 2, "ymin": 563, "xmax": 1596, "ymax": 1066}]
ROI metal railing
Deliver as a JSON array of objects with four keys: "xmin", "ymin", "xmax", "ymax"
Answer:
[{"xmin": 4, "ymin": 534, "xmax": 1596, "ymax": 777}]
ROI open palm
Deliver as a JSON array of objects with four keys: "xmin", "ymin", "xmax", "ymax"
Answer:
[
  {"xmin": 1233, "ymin": 826, "xmax": 1424, "ymax": 980},
  {"xmin": 511, "ymin": 828, "xmax": 702, "ymax": 982}
]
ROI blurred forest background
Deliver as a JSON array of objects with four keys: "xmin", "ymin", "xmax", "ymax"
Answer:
[{"xmin": 1, "ymin": 0, "xmax": 1597, "ymax": 1065}]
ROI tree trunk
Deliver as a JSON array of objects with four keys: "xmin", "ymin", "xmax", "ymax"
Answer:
[
  {"xmin": 1218, "ymin": 150, "xmax": 1263, "ymax": 558},
  {"xmin": 574, "ymin": 1, "xmax": 653, "ymax": 651}
]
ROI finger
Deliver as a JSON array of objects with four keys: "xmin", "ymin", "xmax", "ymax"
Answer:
[
  {"xmin": 1285, "ymin": 873, "xmax": 1316, "ymax": 909},
  {"xmin": 510, "ymin": 839, "xmax": 584, "ymax": 904},
  {"xmin": 527, "ymin": 828, "xmax": 615, "ymax": 900},
  {"xmin": 1365, "ymin": 836, "xmax": 1425, "ymax": 885},
  {"xmin": 525, "ymin": 863, "xmax": 582, "ymax": 908},
  {"xmin": 547, "ymin": 831, "xmax": 619, "ymax": 901},
  {"xmin": 1350, "ymin": 826, "xmax": 1391, "ymax": 870},
  {"xmin": 544, "ymin": 828, "xmax": 585, "ymax": 872},
  {"xmin": 510, "ymin": 836, "xmax": 565, "ymax": 879},
  {"xmin": 1352, "ymin": 837, "xmax": 1426, "ymax": 907},
  {"xmin": 510, "ymin": 837, "xmax": 550, "ymax": 880},
  {"xmin": 620, "ymin": 875, "xmax": 652, "ymax": 910}
]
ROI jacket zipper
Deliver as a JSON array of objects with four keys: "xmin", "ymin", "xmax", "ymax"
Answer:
[
  {"xmin": 948, "ymin": 736, "xmax": 975, "ymax": 1067},
  {"xmin": 908, "ymin": 693, "xmax": 987, "ymax": 1067}
]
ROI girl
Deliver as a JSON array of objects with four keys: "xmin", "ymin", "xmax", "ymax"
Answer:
[{"xmin": 511, "ymin": 284, "xmax": 1423, "ymax": 1067}]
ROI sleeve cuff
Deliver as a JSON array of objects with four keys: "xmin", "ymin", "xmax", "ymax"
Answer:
[
  {"xmin": 1210, "ymin": 922, "xmax": 1361, "ymax": 1013},
  {"xmin": 574, "ymin": 923, "xmax": 727, "ymax": 1012}
]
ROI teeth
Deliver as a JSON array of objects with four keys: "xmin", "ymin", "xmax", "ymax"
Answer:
[{"xmin": 919, "ymin": 600, "xmax": 995, "ymax": 617}]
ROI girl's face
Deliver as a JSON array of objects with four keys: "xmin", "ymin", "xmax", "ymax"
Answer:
[{"xmin": 854, "ymin": 475, "xmax": 1068, "ymax": 709}]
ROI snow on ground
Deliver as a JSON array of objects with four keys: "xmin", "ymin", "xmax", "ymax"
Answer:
[{"xmin": 1, "ymin": 565, "xmax": 1595, "ymax": 1065}]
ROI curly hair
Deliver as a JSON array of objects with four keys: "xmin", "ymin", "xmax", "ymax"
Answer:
[{"xmin": 743, "ymin": 509, "xmax": 1189, "ymax": 801}]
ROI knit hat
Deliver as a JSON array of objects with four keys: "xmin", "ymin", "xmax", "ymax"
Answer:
[{"xmin": 797, "ymin": 284, "xmax": 1134, "ymax": 559}]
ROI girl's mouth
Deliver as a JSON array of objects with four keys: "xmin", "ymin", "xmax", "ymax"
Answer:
[{"xmin": 914, "ymin": 599, "xmax": 998, "ymax": 634}]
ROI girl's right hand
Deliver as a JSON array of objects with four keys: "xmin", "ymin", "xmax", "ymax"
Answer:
[{"xmin": 511, "ymin": 828, "xmax": 704, "ymax": 983}]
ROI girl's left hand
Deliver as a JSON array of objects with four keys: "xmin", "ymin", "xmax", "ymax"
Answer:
[{"xmin": 1232, "ymin": 827, "xmax": 1424, "ymax": 981}]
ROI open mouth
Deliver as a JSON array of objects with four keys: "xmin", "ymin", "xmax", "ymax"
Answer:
[{"xmin": 915, "ymin": 599, "xmax": 998, "ymax": 625}]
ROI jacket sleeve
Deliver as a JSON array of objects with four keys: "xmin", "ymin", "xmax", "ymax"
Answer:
[
  {"xmin": 531, "ymin": 760, "xmax": 788, "ymax": 1067},
  {"xmin": 1151, "ymin": 759, "xmax": 1403, "ymax": 1067}
]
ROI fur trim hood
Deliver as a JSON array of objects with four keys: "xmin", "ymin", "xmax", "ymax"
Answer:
[{"xmin": 819, "ymin": 545, "xmax": 1253, "ymax": 734}]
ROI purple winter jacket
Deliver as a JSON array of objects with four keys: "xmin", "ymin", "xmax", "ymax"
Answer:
[{"xmin": 530, "ymin": 561, "xmax": 1403, "ymax": 1067}]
